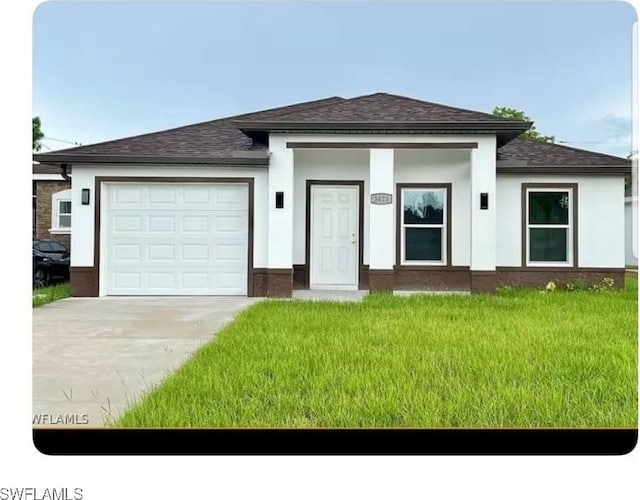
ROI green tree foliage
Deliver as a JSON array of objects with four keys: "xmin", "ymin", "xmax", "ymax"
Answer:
[
  {"xmin": 492, "ymin": 106, "xmax": 553, "ymax": 142},
  {"xmin": 33, "ymin": 116, "xmax": 44, "ymax": 152}
]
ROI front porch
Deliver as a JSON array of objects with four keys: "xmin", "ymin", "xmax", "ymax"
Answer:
[{"xmin": 262, "ymin": 135, "xmax": 499, "ymax": 296}]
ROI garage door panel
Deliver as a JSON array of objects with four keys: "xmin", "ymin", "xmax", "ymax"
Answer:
[
  {"xmin": 148, "ymin": 186, "xmax": 177, "ymax": 204},
  {"xmin": 113, "ymin": 186, "xmax": 143, "ymax": 205},
  {"xmin": 183, "ymin": 215, "xmax": 209, "ymax": 233},
  {"xmin": 148, "ymin": 215, "xmax": 176, "ymax": 233},
  {"xmin": 113, "ymin": 244, "xmax": 141, "ymax": 261},
  {"xmin": 113, "ymin": 215, "xmax": 142, "ymax": 232},
  {"xmin": 105, "ymin": 183, "xmax": 248, "ymax": 295},
  {"xmin": 147, "ymin": 244, "xmax": 175, "ymax": 261},
  {"xmin": 182, "ymin": 244, "xmax": 210, "ymax": 262}
]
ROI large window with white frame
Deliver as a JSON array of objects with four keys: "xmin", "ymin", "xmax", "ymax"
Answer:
[
  {"xmin": 399, "ymin": 185, "xmax": 449, "ymax": 265},
  {"xmin": 525, "ymin": 186, "xmax": 575, "ymax": 266},
  {"xmin": 51, "ymin": 189, "xmax": 72, "ymax": 233}
]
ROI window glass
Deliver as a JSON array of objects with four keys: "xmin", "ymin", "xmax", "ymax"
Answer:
[
  {"xmin": 403, "ymin": 191, "xmax": 444, "ymax": 224},
  {"xmin": 529, "ymin": 191, "xmax": 569, "ymax": 225},
  {"xmin": 60, "ymin": 201, "xmax": 71, "ymax": 214},
  {"xmin": 59, "ymin": 215, "xmax": 71, "ymax": 228},
  {"xmin": 529, "ymin": 228, "xmax": 567, "ymax": 262},
  {"xmin": 405, "ymin": 227, "xmax": 442, "ymax": 261}
]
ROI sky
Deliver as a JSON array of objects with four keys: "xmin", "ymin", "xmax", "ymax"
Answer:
[{"xmin": 33, "ymin": 1, "xmax": 637, "ymax": 157}]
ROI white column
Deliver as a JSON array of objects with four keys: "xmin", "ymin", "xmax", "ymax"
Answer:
[
  {"xmin": 267, "ymin": 136, "xmax": 294, "ymax": 270},
  {"xmin": 470, "ymin": 136, "xmax": 497, "ymax": 271},
  {"xmin": 369, "ymin": 149, "xmax": 395, "ymax": 270}
]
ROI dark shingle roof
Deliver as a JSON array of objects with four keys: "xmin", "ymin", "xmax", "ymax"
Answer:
[
  {"xmin": 497, "ymin": 138, "xmax": 629, "ymax": 166},
  {"xmin": 33, "ymin": 92, "xmax": 628, "ymax": 170},
  {"xmin": 37, "ymin": 96, "xmax": 344, "ymax": 159},
  {"xmin": 248, "ymin": 92, "xmax": 518, "ymax": 123}
]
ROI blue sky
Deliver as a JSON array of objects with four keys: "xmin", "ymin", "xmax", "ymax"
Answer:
[{"xmin": 33, "ymin": 1, "xmax": 636, "ymax": 157}]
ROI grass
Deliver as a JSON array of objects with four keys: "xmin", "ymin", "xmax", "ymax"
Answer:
[
  {"xmin": 116, "ymin": 278, "xmax": 638, "ymax": 428},
  {"xmin": 32, "ymin": 283, "xmax": 70, "ymax": 307}
]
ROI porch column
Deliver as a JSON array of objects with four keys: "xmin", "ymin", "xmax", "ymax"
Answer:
[
  {"xmin": 470, "ymin": 136, "xmax": 498, "ymax": 293},
  {"xmin": 368, "ymin": 149, "xmax": 395, "ymax": 292},
  {"xmin": 266, "ymin": 136, "xmax": 294, "ymax": 297}
]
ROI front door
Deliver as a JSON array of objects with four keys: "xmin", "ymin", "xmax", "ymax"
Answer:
[{"xmin": 310, "ymin": 185, "xmax": 359, "ymax": 290}]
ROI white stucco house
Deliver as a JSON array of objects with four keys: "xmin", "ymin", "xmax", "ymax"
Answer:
[{"xmin": 34, "ymin": 93, "xmax": 630, "ymax": 297}]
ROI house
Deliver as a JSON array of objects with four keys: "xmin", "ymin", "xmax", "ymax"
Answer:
[
  {"xmin": 625, "ymin": 186, "xmax": 637, "ymax": 268},
  {"xmin": 33, "ymin": 93, "xmax": 630, "ymax": 297},
  {"xmin": 33, "ymin": 161, "xmax": 72, "ymax": 249}
]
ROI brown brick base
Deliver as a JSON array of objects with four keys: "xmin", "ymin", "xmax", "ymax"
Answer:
[
  {"xmin": 368, "ymin": 269, "xmax": 394, "ymax": 293},
  {"xmin": 470, "ymin": 271, "xmax": 500, "ymax": 294},
  {"xmin": 70, "ymin": 267, "xmax": 98, "ymax": 297},
  {"xmin": 495, "ymin": 267, "xmax": 625, "ymax": 290},
  {"xmin": 395, "ymin": 266, "xmax": 470, "ymax": 291},
  {"xmin": 266, "ymin": 269, "xmax": 293, "ymax": 297},
  {"xmin": 250, "ymin": 268, "xmax": 268, "ymax": 297},
  {"xmin": 69, "ymin": 264, "xmax": 625, "ymax": 298}
]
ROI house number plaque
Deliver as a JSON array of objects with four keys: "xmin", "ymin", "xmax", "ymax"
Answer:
[{"xmin": 371, "ymin": 193, "xmax": 392, "ymax": 205}]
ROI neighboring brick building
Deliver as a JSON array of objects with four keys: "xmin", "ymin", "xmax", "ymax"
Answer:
[{"xmin": 33, "ymin": 163, "xmax": 72, "ymax": 250}]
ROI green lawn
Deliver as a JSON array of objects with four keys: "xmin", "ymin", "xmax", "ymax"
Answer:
[
  {"xmin": 116, "ymin": 278, "xmax": 638, "ymax": 428},
  {"xmin": 32, "ymin": 283, "xmax": 70, "ymax": 307}
]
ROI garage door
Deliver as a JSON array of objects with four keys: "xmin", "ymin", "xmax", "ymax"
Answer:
[{"xmin": 104, "ymin": 183, "xmax": 249, "ymax": 295}]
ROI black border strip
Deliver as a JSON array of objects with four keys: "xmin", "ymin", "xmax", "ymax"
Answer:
[{"xmin": 33, "ymin": 429, "xmax": 637, "ymax": 455}]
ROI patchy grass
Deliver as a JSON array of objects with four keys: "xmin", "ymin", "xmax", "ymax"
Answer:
[
  {"xmin": 116, "ymin": 278, "xmax": 637, "ymax": 428},
  {"xmin": 32, "ymin": 283, "xmax": 70, "ymax": 307}
]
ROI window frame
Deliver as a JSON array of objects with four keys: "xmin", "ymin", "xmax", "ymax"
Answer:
[
  {"xmin": 51, "ymin": 189, "xmax": 72, "ymax": 234},
  {"xmin": 522, "ymin": 183, "xmax": 578, "ymax": 268},
  {"xmin": 396, "ymin": 183, "xmax": 452, "ymax": 267}
]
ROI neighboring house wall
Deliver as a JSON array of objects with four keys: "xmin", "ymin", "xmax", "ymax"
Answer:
[
  {"xmin": 34, "ymin": 179, "xmax": 72, "ymax": 249},
  {"xmin": 625, "ymin": 197, "xmax": 637, "ymax": 267}
]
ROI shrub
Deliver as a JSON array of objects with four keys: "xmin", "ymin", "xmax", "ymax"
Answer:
[{"xmin": 589, "ymin": 277, "xmax": 616, "ymax": 292}]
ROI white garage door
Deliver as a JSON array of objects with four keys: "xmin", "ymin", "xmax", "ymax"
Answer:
[{"xmin": 104, "ymin": 183, "xmax": 249, "ymax": 295}]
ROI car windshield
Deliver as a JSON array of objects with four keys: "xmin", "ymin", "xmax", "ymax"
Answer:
[
  {"xmin": 48, "ymin": 241, "xmax": 67, "ymax": 253},
  {"xmin": 35, "ymin": 242, "xmax": 52, "ymax": 252}
]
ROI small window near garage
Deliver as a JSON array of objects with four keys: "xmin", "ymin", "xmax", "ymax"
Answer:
[
  {"xmin": 526, "ymin": 187, "xmax": 574, "ymax": 266},
  {"xmin": 51, "ymin": 190, "xmax": 72, "ymax": 233},
  {"xmin": 400, "ymin": 186, "xmax": 448, "ymax": 265}
]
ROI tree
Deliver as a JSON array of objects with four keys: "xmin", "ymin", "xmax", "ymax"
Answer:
[
  {"xmin": 492, "ymin": 106, "xmax": 553, "ymax": 142},
  {"xmin": 33, "ymin": 116, "xmax": 44, "ymax": 152}
]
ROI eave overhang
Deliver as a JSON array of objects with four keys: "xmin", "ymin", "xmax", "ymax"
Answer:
[
  {"xmin": 235, "ymin": 120, "xmax": 533, "ymax": 147},
  {"xmin": 496, "ymin": 164, "xmax": 631, "ymax": 175},
  {"xmin": 32, "ymin": 153, "xmax": 270, "ymax": 167}
]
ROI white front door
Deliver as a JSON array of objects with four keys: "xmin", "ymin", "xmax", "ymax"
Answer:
[{"xmin": 310, "ymin": 185, "xmax": 359, "ymax": 290}]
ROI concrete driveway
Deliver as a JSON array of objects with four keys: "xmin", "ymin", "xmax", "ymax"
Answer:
[{"xmin": 33, "ymin": 296, "xmax": 260, "ymax": 427}]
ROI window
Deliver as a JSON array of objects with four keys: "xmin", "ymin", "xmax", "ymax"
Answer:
[
  {"xmin": 51, "ymin": 190, "xmax": 72, "ymax": 233},
  {"xmin": 399, "ymin": 185, "xmax": 449, "ymax": 265},
  {"xmin": 526, "ymin": 187, "xmax": 575, "ymax": 266}
]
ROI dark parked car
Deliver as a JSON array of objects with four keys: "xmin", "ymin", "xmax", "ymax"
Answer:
[{"xmin": 33, "ymin": 239, "xmax": 70, "ymax": 288}]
